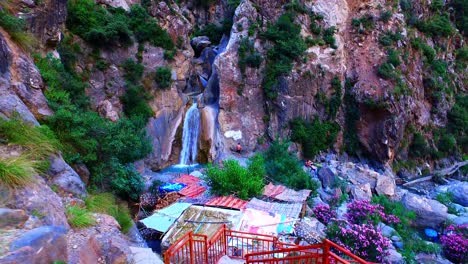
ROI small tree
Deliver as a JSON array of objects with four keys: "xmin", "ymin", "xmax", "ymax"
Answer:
[
  {"xmin": 155, "ymin": 66, "xmax": 172, "ymax": 89},
  {"xmin": 204, "ymin": 154, "xmax": 265, "ymax": 200}
]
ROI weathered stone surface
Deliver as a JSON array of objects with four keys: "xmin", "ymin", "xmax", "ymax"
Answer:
[
  {"xmin": 191, "ymin": 36, "xmax": 211, "ymax": 55},
  {"xmin": 415, "ymin": 253, "xmax": 452, "ymax": 264},
  {"xmin": 67, "ymin": 214, "xmax": 133, "ymax": 264},
  {"xmin": 402, "ymin": 192, "xmax": 448, "ymax": 228},
  {"xmin": 96, "ymin": 0, "xmax": 130, "ymax": 10},
  {"xmin": 0, "ymin": 209, "xmax": 29, "ymax": 229},
  {"xmin": 350, "ymin": 183, "xmax": 372, "ymax": 201},
  {"xmin": 72, "ymin": 163, "xmax": 90, "ymax": 186},
  {"xmin": 317, "ymin": 167, "xmax": 336, "ymax": 188},
  {"xmin": 48, "ymin": 156, "xmax": 87, "ymax": 197},
  {"xmin": 436, "ymin": 181, "xmax": 468, "ymax": 207},
  {"xmin": 0, "ymin": 226, "xmax": 68, "ymax": 264},
  {"xmin": 375, "ymin": 174, "xmax": 396, "ymax": 196},
  {"xmin": 6, "ymin": 176, "xmax": 69, "ymax": 229},
  {"xmin": 385, "ymin": 248, "xmax": 404, "ymax": 264}
]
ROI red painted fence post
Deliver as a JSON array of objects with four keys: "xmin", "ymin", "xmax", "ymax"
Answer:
[
  {"xmin": 189, "ymin": 232, "xmax": 194, "ymax": 264},
  {"xmin": 322, "ymin": 240, "xmax": 330, "ymax": 264}
]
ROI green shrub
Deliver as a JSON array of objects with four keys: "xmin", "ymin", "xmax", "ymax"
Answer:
[
  {"xmin": 264, "ymin": 140, "xmax": 319, "ymax": 192},
  {"xmin": 448, "ymin": 95, "xmax": 468, "ymax": 135},
  {"xmin": 127, "ymin": 4, "xmax": 174, "ymax": 50},
  {"xmin": 0, "ymin": 9, "xmax": 38, "ymax": 51},
  {"xmin": 107, "ymin": 162, "xmax": 144, "ymax": 201},
  {"xmin": 417, "ymin": 14, "xmax": 454, "ymax": 37},
  {"xmin": 379, "ymin": 30, "xmax": 402, "ymax": 47},
  {"xmin": 387, "ymin": 49, "xmax": 401, "ymax": 67},
  {"xmin": 204, "ymin": 154, "xmax": 265, "ymax": 200},
  {"xmin": 431, "ymin": 59, "xmax": 448, "ymax": 78},
  {"xmin": 284, "ymin": 0, "xmax": 308, "ymax": 14},
  {"xmin": 121, "ymin": 85, "xmax": 153, "ymax": 120},
  {"xmin": 238, "ymin": 37, "xmax": 262, "ymax": 74},
  {"xmin": 327, "ymin": 77, "xmax": 342, "ymax": 118},
  {"xmin": 431, "ymin": 0, "xmax": 444, "ymax": 11},
  {"xmin": 455, "ymin": 47, "xmax": 468, "ymax": 69},
  {"xmin": 67, "ymin": 0, "xmax": 133, "ymax": 47},
  {"xmin": 290, "ymin": 117, "xmax": 339, "ymax": 159},
  {"xmin": 377, "ymin": 62, "xmax": 397, "ymax": 80},
  {"xmin": 379, "ymin": 10, "xmax": 392, "ymax": 23},
  {"xmin": 85, "ymin": 192, "xmax": 133, "ymax": 233},
  {"xmin": 0, "ymin": 156, "xmax": 36, "ymax": 187},
  {"xmin": 409, "ymin": 132, "xmax": 430, "ymax": 158},
  {"xmin": 450, "ymin": 0, "xmax": 467, "ymax": 36},
  {"xmin": 437, "ymin": 133, "xmax": 457, "ymax": 154},
  {"xmin": 66, "ymin": 205, "xmax": 95, "ymax": 228},
  {"xmin": 122, "ymin": 59, "xmax": 144, "ymax": 84},
  {"xmin": 351, "ymin": 14, "xmax": 375, "ymax": 33},
  {"xmin": 322, "ymin": 27, "xmax": 337, "ymax": 49},
  {"xmin": 154, "ymin": 66, "xmax": 172, "ymax": 89},
  {"xmin": 262, "ymin": 12, "xmax": 306, "ymax": 99}
]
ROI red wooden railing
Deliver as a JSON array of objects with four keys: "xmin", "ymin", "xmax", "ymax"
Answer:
[{"xmin": 163, "ymin": 225, "xmax": 369, "ymax": 264}]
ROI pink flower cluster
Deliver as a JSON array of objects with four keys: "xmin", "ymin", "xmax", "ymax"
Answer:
[
  {"xmin": 329, "ymin": 221, "xmax": 391, "ymax": 262},
  {"xmin": 345, "ymin": 200, "xmax": 400, "ymax": 225},
  {"xmin": 440, "ymin": 224, "xmax": 468, "ymax": 263},
  {"xmin": 312, "ymin": 204, "xmax": 336, "ymax": 224}
]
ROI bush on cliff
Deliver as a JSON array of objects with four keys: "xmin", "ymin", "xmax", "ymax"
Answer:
[{"xmin": 204, "ymin": 154, "xmax": 265, "ymax": 200}]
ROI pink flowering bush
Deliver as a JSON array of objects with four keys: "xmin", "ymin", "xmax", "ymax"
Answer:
[
  {"xmin": 346, "ymin": 200, "xmax": 400, "ymax": 225},
  {"xmin": 326, "ymin": 220, "xmax": 391, "ymax": 262},
  {"xmin": 312, "ymin": 204, "xmax": 336, "ymax": 224},
  {"xmin": 440, "ymin": 224, "xmax": 468, "ymax": 263}
]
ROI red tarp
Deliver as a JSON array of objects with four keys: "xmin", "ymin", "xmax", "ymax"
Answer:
[
  {"xmin": 205, "ymin": 196, "xmax": 248, "ymax": 210},
  {"xmin": 178, "ymin": 185, "xmax": 206, "ymax": 198},
  {"xmin": 173, "ymin": 174, "xmax": 201, "ymax": 185}
]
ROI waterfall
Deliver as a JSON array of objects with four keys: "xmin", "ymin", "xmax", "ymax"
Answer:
[{"xmin": 179, "ymin": 101, "xmax": 200, "ymax": 165}]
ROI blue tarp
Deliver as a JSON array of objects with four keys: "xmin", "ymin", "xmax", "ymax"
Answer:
[
  {"xmin": 159, "ymin": 182, "xmax": 186, "ymax": 193},
  {"xmin": 140, "ymin": 203, "xmax": 192, "ymax": 233}
]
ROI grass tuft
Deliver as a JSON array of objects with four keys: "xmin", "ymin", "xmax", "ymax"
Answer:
[
  {"xmin": 66, "ymin": 205, "xmax": 95, "ymax": 228},
  {"xmin": 85, "ymin": 192, "xmax": 133, "ymax": 233},
  {"xmin": 0, "ymin": 156, "xmax": 36, "ymax": 187}
]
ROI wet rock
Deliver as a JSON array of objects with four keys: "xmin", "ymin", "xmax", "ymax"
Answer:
[
  {"xmin": 1, "ymin": 226, "xmax": 68, "ymax": 264},
  {"xmin": 191, "ymin": 36, "xmax": 212, "ymax": 55},
  {"xmin": 402, "ymin": 192, "xmax": 448, "ymax": 228},
  {"xmin": 0, "ymin": 208, "xmax": 29, "ymax": 229},
  {"xmin": 48, "ymin": 156, "xmax": 87, "ymax": 197},
  {"xmin": 350, "ymin": 183, "xmax": 372, "ymax": 201},
  {"xmin": 317, "ymin": 167, "xmax": 336, "ymax": 188}
]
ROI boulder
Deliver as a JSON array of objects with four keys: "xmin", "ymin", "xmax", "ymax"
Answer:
[
  {"xmin": 317, "ymin": 168, "xmax": 336, "ymax": 188},
  {"xmin": 191, "ymin": 36, "xmax": 212, "ymax": 55},
  {"xmin": 72, "ymin": 163, "xmax": 90, "ymax": 186},
  {"xmin": 350, "ymin": 183, "xmax": 372, "ymax": 201},
  {"xmin": 7, "ymin": 176, "xmax": 69, "ymax": 229},
  {"xmin": 436, "ymin": 181, "xmax": 468, "ymax": 207},
  {"xmin": 378, "ymin": 222, "xmax": 397, "ymax": 237},
  {"xmin": 415, "ymin": 253, "xmax": 452, "ymax": 264},
  {"xmin": 375, "ymin": 174, "xmax": 396, "ymax": 196},
  {"xmin": 48, "ymin": 156, "xmax": 87, "ymax": 197},
  {"xmin": 402, "ymin": 192, "xmax": 448, "ymax": 228},
  {"xmin": 0, "ymin": 226, "xmax": 68, "ymax": 264},
  {"xmin": 385, "ymin": 248, "xmax": 405, "ymax": 264},
  {"xmin": 0, "ymin": 208, "xmax": 28, "ymax": 229}
]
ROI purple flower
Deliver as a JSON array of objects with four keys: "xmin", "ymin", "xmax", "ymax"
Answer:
[
  {"xmin": 441, "ymin": 224, "xmax": 468, "ymax": 263},
  {"xmin": 312, "ymin": 204, "xmax": 337, "ymax": 224}
]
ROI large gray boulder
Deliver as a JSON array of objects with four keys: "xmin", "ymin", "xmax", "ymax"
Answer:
[
  {"xmin": 48, "ymin": 156, "xmax": 87, "ymax": 197},
  {"xmin": 436, "ymin": 181, "xmax": 468, "ymax": 207},
  {"xmin": 402, "ymin": 192, "xmax": 448, "ymax": 228},
  {"xmin": 375, "ymin": 174, "xmax": 396, "ymax": 196},
  {"xmin": 0, "ymin": 208, "xmax": 28, "ymax": 229},
  {"xmin": 317, "ymin": 167, "xmax": 336, "ymax": 188},
  {"xmin": 0, "ymin": 226, "xmax": 67, "ymax": 264}
]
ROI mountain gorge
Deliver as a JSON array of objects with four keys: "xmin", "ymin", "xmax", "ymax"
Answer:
[{"xmin": 0, "ymin": 0, "xmax": 466, "ymax": 263}]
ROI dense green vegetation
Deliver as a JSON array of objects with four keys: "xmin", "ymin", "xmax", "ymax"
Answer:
[
  {"xmin": 290, "ymin": 117, "xmax": 340, "ymax": 159},
  {"xmin": 0, "ymin": 9, "xmax": 37, "ymax": 51},
  {"xmin": 262, "ymin": 13, "xmax": 307, "ymax": 99},
  {"xmin": 351, "ymin": 14, "xmax": 375, "ymax": 34},
  {"xmin": 450, "ymin": 0, "xmax": 468, "ymax": 36},
  {"xmin": 67, "ymin": 0, "xmax": 174, "ymax": 50},
  {"xmin": 204, "ymin": 155, "xmax": 265, "ymax": 200},
  {"xmin": 154, "ymin": 66, "xmax": 172, "ymax": 89},
  {"xmin": 264, "ymin": 140, "xmax": 319, "ymax": 192},
  {"xmin": 66, "ymin": 205, "xmax": 95, "ymax": 228},
  {"xmin": 34, "ymin": 55, "xmax": 151, "ymax": 200},
  {"xmin": 238, "ymin": 37, "xmax": 262, "ymax": 75}
]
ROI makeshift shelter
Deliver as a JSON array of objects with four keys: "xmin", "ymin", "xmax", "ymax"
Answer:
[
  {"xmin": 263, "ymin": 182, "xmax": 311, "ymax": 203},
  {"xmin": 205, "ymin": 196, "xmax": 248, "ymax": 210},
  {"xmin": 139, "ymin": 202, "xmax": 192, "ymax": 234},
  {"xmin": 238, "ymin": 208, "xmax": 296, "ymax": 236},
  {"xmin": 245, "ymin": 198, "xmax": 303, "ymax": 219}
]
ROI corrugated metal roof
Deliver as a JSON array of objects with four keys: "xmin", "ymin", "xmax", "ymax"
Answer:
[
  {"xmin": 140, "ymin": 202, "xmax": 191, "ymax": 233},
  {"xmin": 173, "ymin": 174, "xmax": 201, "ymax": 185},
  {"xmin": 263, "ymin": 182, "xmax": 286, "ymax": 198},
  {"xmin": 205, "ymin": 196, "xmax": 248, "ymax": 210},
  {"xmin": 178, "ymin": 185, "xmax": 206, "ymax": 198}
]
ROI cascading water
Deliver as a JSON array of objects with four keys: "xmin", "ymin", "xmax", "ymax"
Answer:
[{"xmin": 179, "ymin": 101, "xmax": 200, "ymax": 165}]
